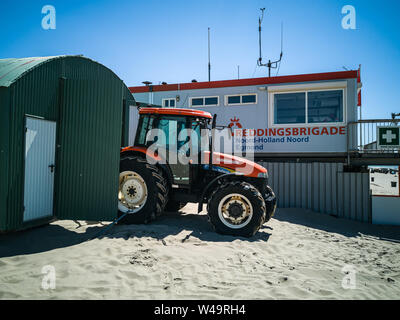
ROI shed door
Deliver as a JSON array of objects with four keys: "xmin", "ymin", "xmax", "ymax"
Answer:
[{"xmin": 23, "ymin": 117, "xmax": 56, "ymax": 222}]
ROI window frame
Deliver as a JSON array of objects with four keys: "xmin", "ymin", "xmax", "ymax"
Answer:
[
  {"xmin": 268, "ymin": 82, "xmax": 347, "ymax": 128},
  {"xmin": 189, "ymin": 96, "xmax": 219, "ymax": 108},
  {"xmin": 225, "ymin": 93, "xmax": 258, "ymax": 106},
  {"xmin": 162, "ymin": 98, "xmax": 177, "ymax": 108}
]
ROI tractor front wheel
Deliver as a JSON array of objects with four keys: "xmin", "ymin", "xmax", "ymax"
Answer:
[{"xmin": 207, "ymin": 181, "xmax": 266, "ymax": 237}]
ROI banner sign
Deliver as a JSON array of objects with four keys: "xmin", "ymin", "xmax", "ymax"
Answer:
[{"xmin": 227, "ymin": 117, "xmax": 347, "ymax": 153}]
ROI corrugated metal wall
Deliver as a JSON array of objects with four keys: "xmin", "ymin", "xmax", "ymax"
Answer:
[
  {"xmin": 5, "ymin": 62, "xmax": 60, "ymax": 230},
  {"xmin": 337, "ymin": 171, "xmax": 371, "ymax": 222},
  {"xmin": 56, "ymin": 79, "xmax": 123, "ymax": 221},
  {"xmin": 259, "ymin": 162, "xmax": 371, "ymax": 223},
  {"xmin": 0, "ymin": 88, "xmax": 10, "ymax": 231},
  {"xmin": 0, "ymin": 56, "xmax": 131, "ymax": 231}
]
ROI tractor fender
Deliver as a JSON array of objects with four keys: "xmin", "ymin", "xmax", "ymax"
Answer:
[
  {"xmin": 121, "ymin": 146, "xmax": 161, "ymax": 162},
  {"xmin": 197, "ymin": 172, "xmax": 243, "ymax": 213},
  {"xmin": 120, "ymin": 147, "xmax": 174, "ymax": 186}
]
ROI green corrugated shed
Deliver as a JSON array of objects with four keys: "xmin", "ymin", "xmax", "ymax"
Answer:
[{"xmin": 0, "ymin": 55, "xmax": 136, "ymax": 231}]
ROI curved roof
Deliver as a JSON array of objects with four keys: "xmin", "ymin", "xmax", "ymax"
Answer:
[
  {"xmin": 0, "ymin": 55, "xmax": 125, "ymax": 88},
  {"xmin": 139, "ymin": 107, "xmax": 213, "ymax": 119},
  {"xmin": 0, "ymin": 56, "xmax": 64, "ymax": 87}
]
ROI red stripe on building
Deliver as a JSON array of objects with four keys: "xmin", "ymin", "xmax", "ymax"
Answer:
[{"xmin": 129, "ymin": 70, "xmax": 359, "ymax": 93}]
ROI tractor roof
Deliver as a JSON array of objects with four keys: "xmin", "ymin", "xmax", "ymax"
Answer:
[{"xmin": 139, "ymin": 107, "xmax": 213, "ymax": 119}]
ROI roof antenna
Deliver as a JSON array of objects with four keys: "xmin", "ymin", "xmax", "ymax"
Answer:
[
  {"xmin": 257, "ymin": 8, "xmax": 283, "ymax": 77},
  {"xmin": 208, "ymin": 27, "xmax": 211, "ymax": 82}
]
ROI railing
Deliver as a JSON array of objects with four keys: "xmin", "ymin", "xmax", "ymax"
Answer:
[{"xmin": 347, "ymin": 119, "xmax": 400, "ymax": 154}]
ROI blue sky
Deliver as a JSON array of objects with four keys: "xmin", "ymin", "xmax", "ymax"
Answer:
[{"xmin": 1, "ymin": 0, "xmax": 399, "ymax": 119}]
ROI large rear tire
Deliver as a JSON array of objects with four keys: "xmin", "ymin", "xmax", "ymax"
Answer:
[
  {"xmin": 207, "ymin": 181, "xmax": 266, "ymax": 237},
  {"xmin": 118, "ymin": 156, "xmax": 167, "ymax": 224}
]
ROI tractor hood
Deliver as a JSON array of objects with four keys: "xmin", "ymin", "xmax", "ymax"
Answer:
[
  {"xmin": 121, "ymin": 147, "xmax": 268, "ymax": 178},
  {"xmin": 203, "ymin": 151, "xmax": 267, "ymax": 178}
]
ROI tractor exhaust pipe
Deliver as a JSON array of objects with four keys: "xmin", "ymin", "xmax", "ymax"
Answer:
[{"xmin": 209, "ymin": 114, "xmax": 217, "ymax": 172}]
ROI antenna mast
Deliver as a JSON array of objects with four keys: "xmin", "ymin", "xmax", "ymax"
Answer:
[
  {"xmin": 257, "ymin": 8, "xmax": 283, "ymax": 77},
  {"xmin": 208, "ymin": 27, "xmax": 211, "ymax": 82}
]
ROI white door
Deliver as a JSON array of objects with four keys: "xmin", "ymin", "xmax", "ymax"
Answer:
[
  {"xmin": 23, "ymin": 117, "xmax": 57, "ymax": 222},
  {"xmin": 129, "ymin": 105, "xmax": 139, "ymax": 146}
]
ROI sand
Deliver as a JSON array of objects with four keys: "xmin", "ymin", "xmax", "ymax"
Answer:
[{"xmin": 1, "ymin": 204, "xmax": 400, "ymax": 300}]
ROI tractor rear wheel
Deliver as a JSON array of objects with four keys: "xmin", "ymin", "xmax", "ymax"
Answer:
[
  {"xmin": 207, "ymin": 181, "xmax": 266, "ymax": 237},
  {"xmin": 118, "ymin": 156, "xmax": 168, "ymax": 224}
]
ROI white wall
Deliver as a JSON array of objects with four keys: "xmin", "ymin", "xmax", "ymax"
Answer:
[{"xmin": 372, "ymin": 196, "xmax": 400, "ymax": 225}]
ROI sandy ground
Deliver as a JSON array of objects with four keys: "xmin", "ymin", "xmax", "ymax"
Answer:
[{"xmin": 1, "ymin": 204, "xmax": 400, "ymax": 300}]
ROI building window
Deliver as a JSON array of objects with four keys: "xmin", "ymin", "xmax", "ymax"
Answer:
[
  {"xmin": 308, "ymin": 90, "xmax": 343, "ymax": 123},
  {"xmin": 190, "ymin": 96, "xmax": 219, "ymax": 107},
  {"xmin": 274, "ymin": 92, "xmax": 306, "ymax": 124},
  {"xmin": 391, "ymin": 181, "xmax": 397, "ymax": 188},
  {"xmin": 226, "ymin": 94, "xmax": 257, "ymax": 106},
  {"xmin": 162, "ymin": 98, "xmax": 176, "ymax": 108},
  {"xmin": 228, "ymin": 96, "xmax": 240, "ymax": 104},
  {"xmin": 191, "ymin": 98, "xmax": 203, "ymax": 106},
  {"xmin": 272, "ymin": 89, "xmax": 344, "ymax": 125},
  {"xmin": 371, "ymin": 177, "xmax": 374, "ymax": 182},
  {"xmin": 205, "ymin": 97, "xmax": 218, "ymax": 105}
]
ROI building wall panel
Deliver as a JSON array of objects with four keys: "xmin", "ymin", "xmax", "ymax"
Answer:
[{"xmin": 260, "ymin": 161, "xmax": 369, "ymax": 223}]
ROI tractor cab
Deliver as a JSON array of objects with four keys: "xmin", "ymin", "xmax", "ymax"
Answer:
[{"xmin": 133, "ymin": 107, "xmax": 212, "ymax": 187}]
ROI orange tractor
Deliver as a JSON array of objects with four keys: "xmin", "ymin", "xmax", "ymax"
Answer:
[{"xmin": 118, "ymin": 107, "xmax": 276, "ymax": 237}]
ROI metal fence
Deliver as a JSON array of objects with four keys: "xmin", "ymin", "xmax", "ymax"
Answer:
[
  {"xmin": 347, "ymin": 119, "xmax": 400, "ymax": 153},
  {"xmin": 259, "ymin": 161, "xmax": 372, "ymax": 223}
]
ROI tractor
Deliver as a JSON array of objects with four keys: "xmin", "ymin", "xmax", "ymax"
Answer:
[{"xmin": 118, "ymin": 107, "xmax": 277, "ymax": 237}]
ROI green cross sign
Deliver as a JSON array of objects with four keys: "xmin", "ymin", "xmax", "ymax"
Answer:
[{"xmin": 377, "ymin": 127, "xmax": 400, "ymax": 148}]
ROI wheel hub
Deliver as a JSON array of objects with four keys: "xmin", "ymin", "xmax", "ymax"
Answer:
[
  {"xmin": 227, "ymin": 202, "xmax": 245, "ymax": 219},
  {"xmin": 127, "ymin": 187, "xmax": 136, "ymax": 197},
  {"xmin": 218, "ymin": 194, "xmax": 253, "ymax": 228},
  {"xmin": 118, "ymin": 171, "xmax": 148, "ymax": 213}
]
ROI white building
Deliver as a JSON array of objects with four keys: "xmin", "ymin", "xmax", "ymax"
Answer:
[{"xmin": 129, "ymin": 70, "xmax": 361, "ymax": 159}]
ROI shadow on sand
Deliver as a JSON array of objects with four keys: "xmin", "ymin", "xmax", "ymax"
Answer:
[
  {"xmin": 3, "ymin": 207, "xmax": 398, "ymax": 259},
  {"xmin": 274, "ymin": 208, "xmax": 400, "ymax": 242},
  {"xmin": 0, "ymin": 211, "xmax": 272, "ymax": 258}
]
